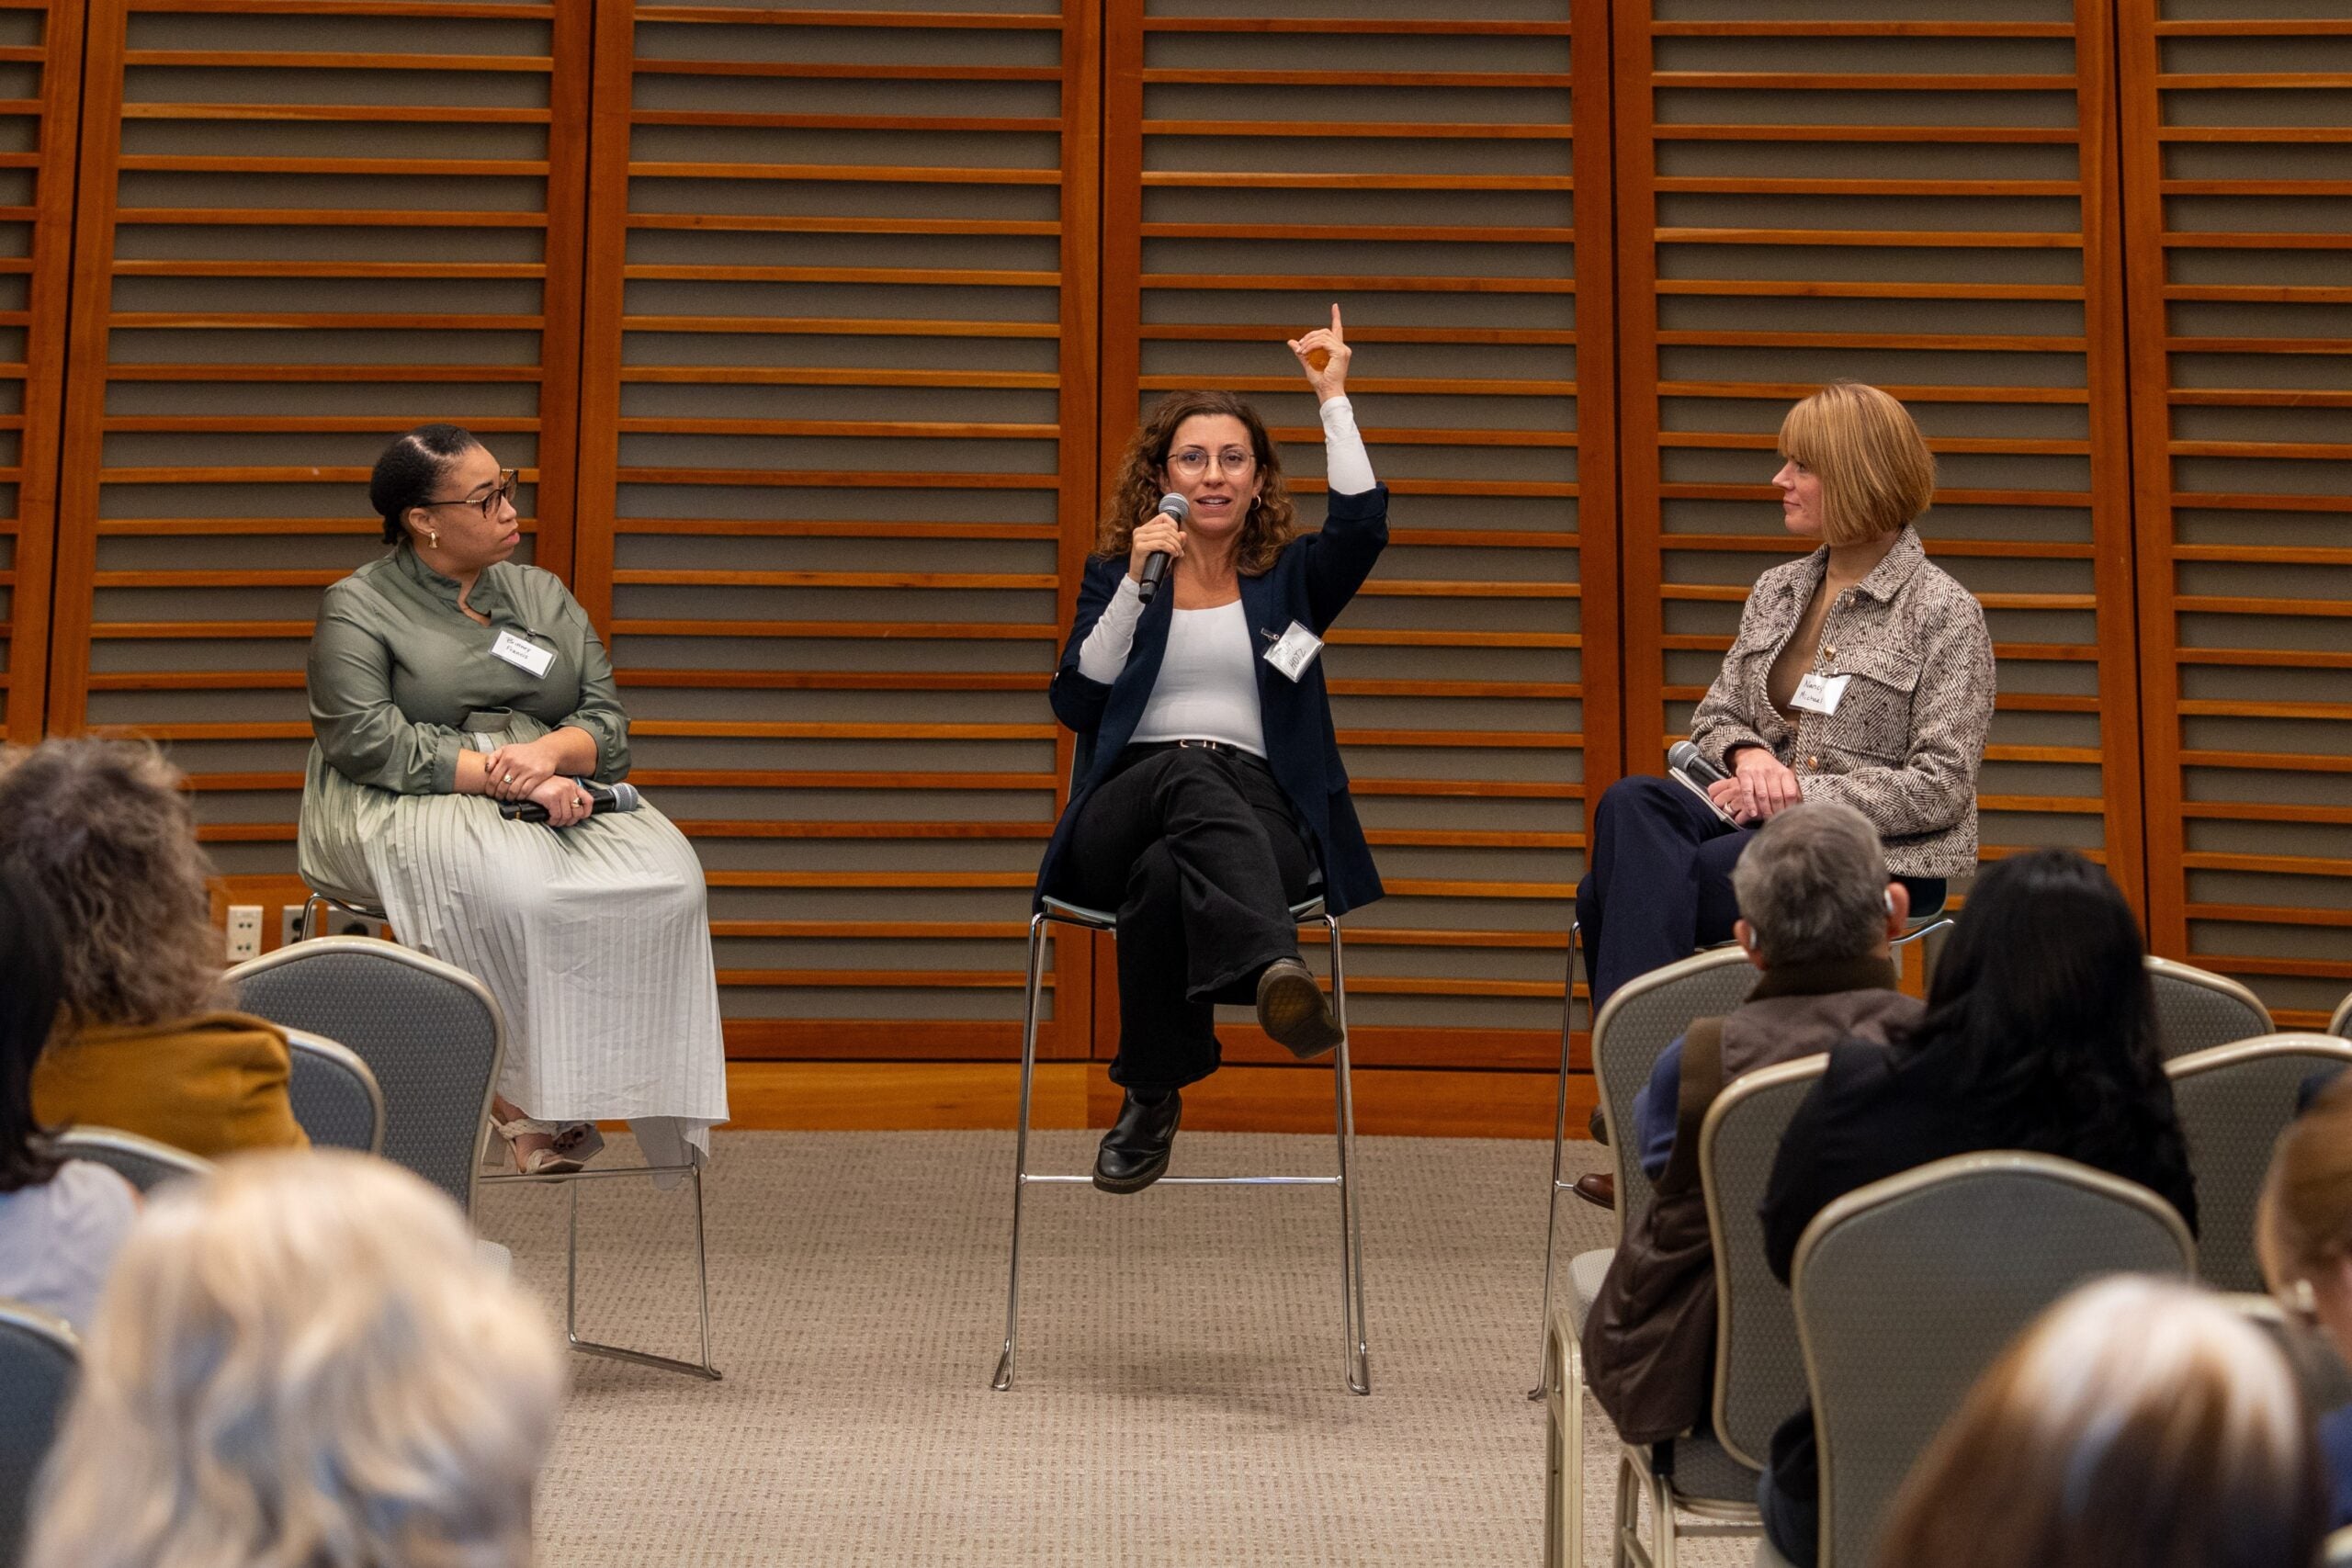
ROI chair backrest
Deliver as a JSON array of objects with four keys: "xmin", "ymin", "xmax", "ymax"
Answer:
[
  {"xmin": 2330, "ymin": 988, "xmax": 2351, "ymax": 1043},
  {"xmin": 1702, "ymin": 1053, "xmax": 1827, "ymax": 1471},
  {"xmin": 2148, "ymin": 954, "xmax": 2273, "ymax": 1061},
  {"xmin": 228, "ymin": 938, "xmax": 504, "ymax": 1215},
  {"xmin": 51, "ymin": 1127, "xmax": 211, "ymax": 1193},
  {"xmin": 1590, "ymin": 946, "xmax": 1758, "ymax": 1234},
  {"xmin": 0, "ymin": 1299, "xmax": 76, "ymax": 1568},
  {"xmin": 281, "ymin": 1028, "xmax": 387, "ymax": 1154},
  {"xmin": 1792, "ymin": 1152, "xmax": 2194, "ymax": 1568},
  {"xmin": 2166, "ymin": 1034, "xmax": 2352, "ymax": 1292}
]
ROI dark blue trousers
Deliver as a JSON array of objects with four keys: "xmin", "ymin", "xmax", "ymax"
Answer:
[
  {"xmin": 1575, "ymin": 774, "xmax": 1944, "ymax": 1018},
  {"xmin": 1576, "ymin": 776, "xmax": 1754, "ymax": 1017}
]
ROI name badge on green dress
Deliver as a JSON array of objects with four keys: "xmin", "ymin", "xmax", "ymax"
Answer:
[{"xmin": 490, "ymin": 628, "xmax": 554, "ymax": 679}]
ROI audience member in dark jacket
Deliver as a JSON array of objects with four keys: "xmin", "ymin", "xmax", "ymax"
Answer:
[
  {"xmin": 1755, "ymin": 849, "xmax": 2199, "ymax": 1566},
  {"xmin": 1583, "ymin": 802, "xmax": 1922, "ymax": 1449}
]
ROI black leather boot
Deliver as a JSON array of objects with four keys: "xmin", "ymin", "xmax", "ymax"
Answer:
[{"xmin": 1093, "ymin": 1089, "xmax": 1182, "ymax": 1193}]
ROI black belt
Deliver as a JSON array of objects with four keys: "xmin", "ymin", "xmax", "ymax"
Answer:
[{"xmin": 1124, "ymin": 739, "xmax": 1269, "ymax": 767}]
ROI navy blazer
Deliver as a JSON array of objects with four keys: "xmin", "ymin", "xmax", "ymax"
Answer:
[{"xmin": 1034, "ymin": 484, "xmax": 1390, "ymax": 917}]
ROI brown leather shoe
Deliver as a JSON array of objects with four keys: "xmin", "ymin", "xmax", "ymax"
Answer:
[{"xmin": 1572, "ymin": 1172, "xmax": 1615, "ymax": 1210}]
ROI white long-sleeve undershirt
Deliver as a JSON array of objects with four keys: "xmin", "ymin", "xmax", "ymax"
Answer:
[{"xmin": 1076, "ymin": 395, "xmax": 1374, "ymax": 685}]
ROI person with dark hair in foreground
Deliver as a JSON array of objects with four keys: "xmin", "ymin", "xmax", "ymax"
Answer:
[
  {"xmin": 302, "ymin": 426, "xmax": 725, "ymax": 1174},
  {"xmin": 1582, "ymin": 802, "xmax": 1920, "ymax": 1450},
  {"xmin": 1755, "ymin": 848, "xmax": 2199, "ymax": 1565},
  {"xmin": 0, "ymin": 861, "xmax": 137, "ymax": 1332},
  {"xmin": 6, "ymin": 739, "xmax": 306, "ymax": 1158},
  {"xmin": 1036, "ymin": 308, "xmax": 1385, "ymax": 1193},
  {"xmin": 1873, "ymin": 1277, "xmax": 2327, "ymax": 1568}
]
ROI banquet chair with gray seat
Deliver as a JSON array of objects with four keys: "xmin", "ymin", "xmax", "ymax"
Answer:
[
  {"xmin": 51, "ymin": 1127, "xmax": 210, "ymax": 1193},
  {"xmin": 282, "ymin": 1028, "xmax": 385, "ymax": 1154},
  {"xmin": 1787, "ymin": 1153, "xmax": 2195, "ymax": 1568},
  {"xmin": 0, "ymin": 1300, "xmax": 76, "ymax": 1568},
  {"xmin": 2147, "ymin": 954, "xmax": 2272, "ymax": 1061},
  {"xmin": 230, "ymin": 938, "xmax": 500, "ymax": 1212},
  {"xmin": 1550, "ymin": 1053, "xmax": 1830, "ymax": 1568},
  {"xmin": 231, "ymin": 935, "xmax": 717, "ymax": 1380},
  {"xmin": 2166, "ymin": 1033, "xmax": 2352, "ymax": 1292},
  {"xmin": 1533, "ymin": 945, "xmax": 1758, "ymax": 1404}
]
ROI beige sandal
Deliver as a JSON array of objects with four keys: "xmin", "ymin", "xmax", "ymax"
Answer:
[{"xmin": 491, "ymin": 1116, "xmax": 605, "ymax": 1176}]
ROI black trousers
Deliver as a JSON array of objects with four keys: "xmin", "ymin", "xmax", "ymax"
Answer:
[
  {"xmin": 1575, "ymin": 775, "xmax": 1944, "ymax": 1017},
  {"xmin": 1053, "ymin": 744, "xmax": 1319, "ymax": 1092}
]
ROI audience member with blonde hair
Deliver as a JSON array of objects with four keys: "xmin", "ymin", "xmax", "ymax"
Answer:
[
  {"xmin": 2261, "ymin": 1069, "xmax": 2352, "ymax": 1528},
  {"xmin": 1874, "ymin": 1276, "xmax": 2328, "ymax": 1568},
  {"xmin": 0, "ymin": 738, "xmax": 305, "ymax": 1156},
  {"xmin": 1574, "ymin": 381, "xmax": 1994, "ymax": 1021},
  {"xmin": 25, "ymin": 1149, "xmax": 564, "ymax": 1568}
]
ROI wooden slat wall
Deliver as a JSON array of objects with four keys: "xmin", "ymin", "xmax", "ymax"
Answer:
[
  {"xmin": 2119, "ymin": 9, "xmax": 2352, "ymax": 1029},
  {"xmin": 0, "ymin": 0, "xmax": 78, "ymax": 742},
  {"xmin": 10, "ymin": 1, "xmax": 2346, "ymax": 1112},
  {"xmin": 1102, "ymin": 0, "xmax": 1618, "ymax": 1073},
  {"xmin": 1612, "ymin": 0, "xmax": 2146, "ymax": 919},
  {"xmin": 567, "ymin": 3, "xmax": 1102, "ymax": 1061},
  {"xmin": 47, "ymin": 0, "xmax": 590, "ymax": 872}
]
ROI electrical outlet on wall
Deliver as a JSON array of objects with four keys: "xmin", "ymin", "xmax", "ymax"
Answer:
[{"xmin": 225, "ymin": 905, "xmax": 264, "ymax": 963}]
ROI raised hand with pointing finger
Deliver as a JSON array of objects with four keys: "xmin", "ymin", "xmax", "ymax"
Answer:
[{"xmin": 1288, "ymin": 303, "xmax": 1351, "ymax": 402}]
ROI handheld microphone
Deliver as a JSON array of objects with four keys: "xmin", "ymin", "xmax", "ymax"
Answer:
[
  {"xmin": 1136, "ymin": 491, "xmax": 1189, "ymax": 605},
  {"xmin": 1667, "ymin": 740, "xmax": 1727, "ymax": 788},
  {"xmin": 500, "ymin": 778, "xmax": 642, "ymax": 824}
]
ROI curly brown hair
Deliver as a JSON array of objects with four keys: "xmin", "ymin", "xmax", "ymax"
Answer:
[
  {"xmin": 1097, "ymin": 389, "xmax": 1299, "ymax": 578},
  {"xmin": 0, "ymin": 739, "xmax": 226, "ymax": 1029}
]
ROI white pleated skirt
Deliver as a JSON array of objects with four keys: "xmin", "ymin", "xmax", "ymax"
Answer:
[{"xmin": 304, "ymin": 773, "xmax": 729, "ymax": 1164}]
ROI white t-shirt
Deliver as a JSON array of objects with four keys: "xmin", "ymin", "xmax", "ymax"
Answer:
[
  {"xmin": 1129, "ymin": 600, "xmax": 1267, "ymax": 755},
  {"xmin": 0, "ymin": 1158, "xmax": 139, "ymax": 1332}
]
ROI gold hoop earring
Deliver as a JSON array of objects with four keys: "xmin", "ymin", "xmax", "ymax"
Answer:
[{"xmin": 426, "ymin": 525, "xmax": 439, "ymax": 548}]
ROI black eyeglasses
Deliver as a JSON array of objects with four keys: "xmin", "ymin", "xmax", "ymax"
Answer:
[{"xmin": 422, "ymin": 469, "xmax": 519, "ymax": 519}]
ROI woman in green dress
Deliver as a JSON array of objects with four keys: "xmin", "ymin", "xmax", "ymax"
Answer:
[{"xmin": 301, "ymin": 425, "xmax": 728, "ymax": 1174}]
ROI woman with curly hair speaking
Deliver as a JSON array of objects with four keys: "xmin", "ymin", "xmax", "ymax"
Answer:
[{"xmin": 1034, "ymin": 308, "xmax": 1386, "ymax": 1194}]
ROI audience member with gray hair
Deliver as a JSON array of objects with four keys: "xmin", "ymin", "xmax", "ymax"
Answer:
[{"xmin": 1581, "ymin": 801, "xmax": 1920, "ymax": 1449}]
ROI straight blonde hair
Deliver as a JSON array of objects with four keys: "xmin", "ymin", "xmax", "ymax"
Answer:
[
  {"xmin": 1872, "ymin": 1276, "xmax": 2325, "ymax": 1568},
  {"xmin": 28, "ymin": 1150, "xmax": 565, "ymax": 1568},
  {"xmin": 1778, "ymin": 381, "xmax": 1936, "ymax": 547}
]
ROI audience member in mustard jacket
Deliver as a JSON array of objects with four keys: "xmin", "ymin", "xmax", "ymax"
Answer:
[{"xmin": 1, "ymin": 739, "xmax": 306, "ymax": 1156}]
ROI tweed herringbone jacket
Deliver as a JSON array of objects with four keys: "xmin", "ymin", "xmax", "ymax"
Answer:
[{"xmin": 1687, "ymin": 525, "xmax": 1995, "ymax": 879}]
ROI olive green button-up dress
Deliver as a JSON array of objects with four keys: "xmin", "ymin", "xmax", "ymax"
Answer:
[{"xmin": 300, "ymin": 546, "xmax": 728, "ymax": 1162}]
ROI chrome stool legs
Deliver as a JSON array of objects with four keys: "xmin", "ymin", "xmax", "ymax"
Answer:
[
  {"xmin": 994, "ymin": 900, "xmax": 1370, "ymax": 1394},
  {"xmin": 1532, "ymin": 918, "xmax": 1582, "ymax": 1400},
  {"xmin": 480, "ymin": 1160, "xmax": 720, "ymax": 1382}
]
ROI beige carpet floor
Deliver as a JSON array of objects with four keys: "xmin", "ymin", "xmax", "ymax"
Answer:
[{"xmin": 478, "ymin": 1129, "xmax": 1760, "ymax": 1567}]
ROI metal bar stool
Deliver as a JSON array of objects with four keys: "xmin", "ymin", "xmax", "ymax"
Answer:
[
  {"xmin": 1526, "ymin": 898, "xmax": 1955, "ymax": 1400},
  {"xmin": 993, "ymin": 892, "xmax": 1371, "ymax": 1395},
  {"xmin": 297, "ymin": 888, "xmax": 718, "ymax": 1382}
]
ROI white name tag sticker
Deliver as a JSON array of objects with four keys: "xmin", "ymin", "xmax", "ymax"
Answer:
[
  {"xmin": 1262, "ymin": 620, "xmax": 1324, "ymax": 682},
  {"xmin": 1790, "ymin": 671, "xmax": 1852, "ymax": 716},
  {"xmin": 490, "ymin": 628, "xmax": 555, "ymax": 679}
]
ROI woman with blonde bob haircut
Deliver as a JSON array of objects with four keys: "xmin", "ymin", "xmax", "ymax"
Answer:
[
  {"xmin": 2259, "ymin": 1069, "xmax": 2352, "ymax": 1529},
  {"xmin": 1572, "ymin": 380, "xmax": 1995, "ymax": 1040},
  {"xmin": 26, "ymin": 1149, "xmax": 565, "ymax": 1568},
  {"xmin": 1874, "ymin": 1276, "xmax": 2328, "ymax": 1568}
]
